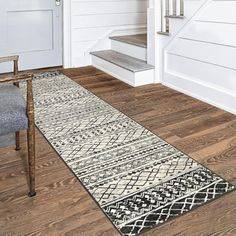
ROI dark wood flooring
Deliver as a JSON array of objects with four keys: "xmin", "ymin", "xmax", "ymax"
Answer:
[{"xmin": 0, "ymin": 66, "xmax": 236, "ymax": 236}]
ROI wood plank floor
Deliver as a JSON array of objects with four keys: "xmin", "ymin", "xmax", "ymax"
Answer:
[{"xmin": 0, "ymin": 66, "xmax": 236, "ymax": 236}]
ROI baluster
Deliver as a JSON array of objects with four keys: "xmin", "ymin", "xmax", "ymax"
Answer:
[
  {"xmin": 180, "ymin": 0, "xmax": 184, "ymax": 16},
  {"xmin": 165, "ymin": 0, "xmax": 170, "ymax": 33},
  {"xmin": 158, "ymin": 0, "xmax": 170, "ymax": 35},
  {"xmin": 172, "ymin": 0, "xmax": 177, "ymax": 16},
  {"xmin": 160, "ymin": 0, "xmax": 164, "ymax": 32}
]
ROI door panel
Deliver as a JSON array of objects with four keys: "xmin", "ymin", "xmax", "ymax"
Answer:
[
  {"xmin": 0, "ymin": 0, "xmax": 62, "ymax": 72},
  {"xmin": 7, "ymin": 10, "xmax": 53, "ymax": 53}
]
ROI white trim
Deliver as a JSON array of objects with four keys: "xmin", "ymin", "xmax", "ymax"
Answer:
[
  {"xmin": 63, "ymin": 0, "xmax": 71, "ymax": 68},
  {"xmin": 91, "ymin": 55, "xmax": 154, "ymax": 87},
  {"xmin": 163, "ymin": 72, "xmax": 236, "ymax": 115},
  {"xmin": 147, "ymin": 0, "xmax": 155, "ymax": 66},
  {"xmin": 111, "ymin": 40, "xmax": 147, "ymax": 61},
  {"xmin": 85, "ymin": 25, "xmax": 147, "ymax": 56}
]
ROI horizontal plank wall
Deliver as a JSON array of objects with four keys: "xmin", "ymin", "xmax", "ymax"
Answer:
[
  {"xmin": 70, "ymin": 0, "xmax": 148, "ymax": 67},
  {"xmin": 164, "ymin": 0, "xmax": 236, "ymax": 114},
  {"xmin": 154, "ymin": 0, "xmax": 204, "ymax": 83}
]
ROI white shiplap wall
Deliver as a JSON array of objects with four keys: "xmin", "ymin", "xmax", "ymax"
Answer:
[
  {"xmin": 70, "ymin": 0, "xmax": 148, "ymax": 67},
  {"xmin": 164, "ymin": 0, "xmax": 236, "ymax": 114}
]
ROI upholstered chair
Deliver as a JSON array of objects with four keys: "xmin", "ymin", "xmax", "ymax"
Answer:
[{"xmin": 0, "ymin": 55, "xmax": 36, "ymax": 197}]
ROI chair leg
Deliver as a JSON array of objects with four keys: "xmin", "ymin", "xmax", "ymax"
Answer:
[
  {"xmin": 26, "ymin": 76, "xmax": 36, "ymax": 197},
  {"xmin": 15, "ymin": 131, "xmax": 21, "ymax": 151},
  {"xmin": 27, "ymin": 126, "xmax": 36, "ymax": 197}
]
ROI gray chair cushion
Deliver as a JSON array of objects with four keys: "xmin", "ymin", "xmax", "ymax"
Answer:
[{"xmin": 0, "ymin": 84, "xmax": 28, "ymax": 135}]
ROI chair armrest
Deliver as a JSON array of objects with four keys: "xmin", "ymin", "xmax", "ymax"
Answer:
[
  {"xmin": 0, "ymin": 55, "xmax": 19, "ymax": 75},
  {"xmin": 0, "ymin": 73, "xmax": 33, "ymax": 84},
  {"xmin": 0, "ymin": 55, "xmax": 19, "ymax": 63}
]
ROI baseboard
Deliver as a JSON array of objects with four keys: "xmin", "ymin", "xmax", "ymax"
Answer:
[{"xmin": 163, "ymin": 72, "xmax": 236, "ymax": 115}]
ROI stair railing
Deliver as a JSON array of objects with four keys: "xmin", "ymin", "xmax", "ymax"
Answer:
[
  {"xmin": 180, "ymin": 0, "xmax": 184, "ymax": 17},
  {"xmin": 158, "ymin": 0, "xmax": 185, "ymax": 35},
  {"xmin": 172, "ymin": 0, "xmax": 177, "ymax": 16}
]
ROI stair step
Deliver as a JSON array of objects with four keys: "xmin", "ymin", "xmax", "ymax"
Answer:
[
  {"xmin": 165, "ymin": 15, "xmax": 185, "ymax": 19},
  {"xmin": 90, "ymin": 50, "xmax": 154, "ymax": 73},
  {"xmin": 109, "ymin": 34, "xmax": 147, "ymax": 48},
  {"xmin": 110, "ymin": 37, "xmax": 147, "ymax": 61},
  {"xmin": 157, "ymin": 31, "xmax": 171, "ymax": 36}
]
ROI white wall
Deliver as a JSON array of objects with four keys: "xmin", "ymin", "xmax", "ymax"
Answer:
[
  {"xmin": 69, "ymin": 0, "xmax": 148, "ymax": 67},
  {"xmin": 163, "ymin": 0, "xmax": 236, "ymax": 114}
]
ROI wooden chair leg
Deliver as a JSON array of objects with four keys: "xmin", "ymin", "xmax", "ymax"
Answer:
[
  {"xmin": 27, "ymin": 125, "xmax": 36, "ymax": 197},
  {"xmin": 26, "ymin": 76, "xmax": 36, "ymax": 197},
  {"xmin": 15, "ymin": 131, "xmax": 21, "ymax": 151}
]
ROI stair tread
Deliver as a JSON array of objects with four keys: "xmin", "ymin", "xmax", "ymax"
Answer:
[
  {"xmin": 91, "ymin": 50, "xmax": 154, "ymax": 72},
  {"xmin": 110, "ymin": 34, "xmax": 147, "ymax": 48}
]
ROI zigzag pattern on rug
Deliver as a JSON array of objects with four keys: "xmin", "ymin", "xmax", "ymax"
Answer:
[{"xmin": 21, "ymin": 71, "xmax": 235, "ymax": 236}]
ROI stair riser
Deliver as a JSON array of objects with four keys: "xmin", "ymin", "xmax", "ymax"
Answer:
[
  {"xmin": 111, "ymin": 40, "xmax": 147, "ymax": 61},
  {"xmin": 91, "ymin": 55, "xmax": 154, "ymax": 87}
]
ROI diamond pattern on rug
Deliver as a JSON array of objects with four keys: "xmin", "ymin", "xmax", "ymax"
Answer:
[
  {"xmin": 103, "ymin": 167, "xmax": 221, "ymax": 225},
  {"xmin": 119, "ymin": 180, "xmax": 233, "ymax": 236},
  {"xmin": 21, "ymin": 71, "xmax": 235, "ymax": 236}
]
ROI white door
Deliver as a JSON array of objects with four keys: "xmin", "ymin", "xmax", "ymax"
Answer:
[{"xmin": 0, "ymin": 0, "xmax": 62, "ymax": 72}]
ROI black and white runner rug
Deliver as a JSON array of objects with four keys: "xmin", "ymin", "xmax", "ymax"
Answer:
[{"xmin": 26, "ymin": 71, "xmax": 235, "ymax": 236}]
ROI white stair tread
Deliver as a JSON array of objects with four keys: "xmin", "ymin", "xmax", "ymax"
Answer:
[{"xmin": 91, "ymin": 50, "xmax": 154, "ymax": 73}]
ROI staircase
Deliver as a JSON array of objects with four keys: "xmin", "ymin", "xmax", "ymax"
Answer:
[
  {"xmin": 160, "ymin": 0, "xmax": 236, "ymax": 114},
  {"xmin": 157, "ymin": 0, "xmax": 185, "ymax": 36},
  {"xmin": 91, "ymin": 34, "xmax": 155, "ymax": 87}
]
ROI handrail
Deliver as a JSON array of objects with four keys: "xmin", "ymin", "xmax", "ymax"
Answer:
[{"xmin": 158, "ymin": 0, "xmax": 185, "ymax": 35}]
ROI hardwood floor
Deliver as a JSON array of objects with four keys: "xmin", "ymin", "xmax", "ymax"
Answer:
[{"xmin": 0, "ymin": 66, "xmax": 236, "ymax": 236}]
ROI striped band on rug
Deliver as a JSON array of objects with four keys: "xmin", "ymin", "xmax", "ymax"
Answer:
[{"xmin": 21, "ymin": 71, "xmax": 235, "ymax": 236}]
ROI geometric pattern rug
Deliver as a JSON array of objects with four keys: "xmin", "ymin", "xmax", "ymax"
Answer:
[{"xmin": 21, "ymin": 71, "xmax": 235, "ymax": 236}]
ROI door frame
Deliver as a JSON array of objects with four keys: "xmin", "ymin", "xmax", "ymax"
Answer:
[{"xmin": 63, "ymin": 0, "xmax": 72, "ymax": 68}]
